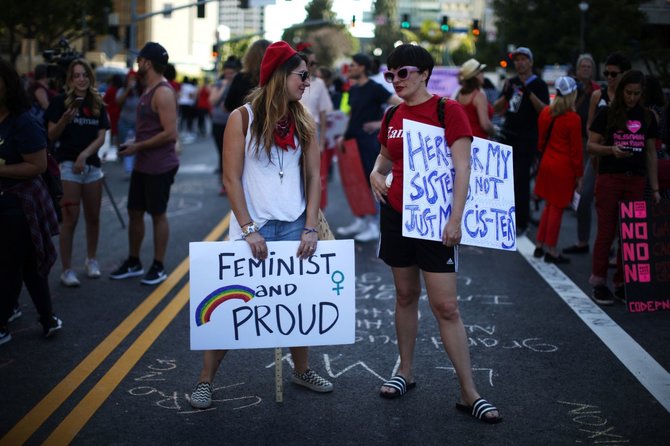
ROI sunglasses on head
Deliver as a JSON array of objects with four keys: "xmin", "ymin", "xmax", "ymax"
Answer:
[
  {"xmin": 383, "ymin": 66, "xmax": 421, "ymax": 83},
  {"xmin": 603, "ymin": 70, "xmax": 621, "ymax": 78},
  {"xmin": 290, "ymin": 70, "xmax": 310, "ymax": 82}
]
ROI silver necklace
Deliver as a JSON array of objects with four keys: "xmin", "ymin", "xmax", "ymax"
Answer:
[{"xmin": 276, "ymin": 146, "xmax": 284, "ymax": 183}]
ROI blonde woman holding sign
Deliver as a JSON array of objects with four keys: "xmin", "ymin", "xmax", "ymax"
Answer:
[
  {"xmin": 370, "ymin": 44, "xmax": 502, "ymax": 424},
  {"xmin": 190, "ymin": 41, "xmax": 332, "ymax": 409}
]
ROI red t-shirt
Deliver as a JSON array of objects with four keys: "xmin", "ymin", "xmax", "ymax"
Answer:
[{"xmin": 378, "ymin": 95, "xmax": 473, "ymax": 213}]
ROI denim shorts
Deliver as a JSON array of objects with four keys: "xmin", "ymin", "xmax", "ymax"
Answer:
[
  {"xmin": 60, "ymin": 161, "xmax": 104, "ymax": 184},
  {"xmin": 258, "ymin": 212, "xmax": 306, "ymax": 242}
]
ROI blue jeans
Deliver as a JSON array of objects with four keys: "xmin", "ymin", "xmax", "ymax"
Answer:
[{"xmin": 258, "ymin": 213, "xmax": 306, "ymax": 242}]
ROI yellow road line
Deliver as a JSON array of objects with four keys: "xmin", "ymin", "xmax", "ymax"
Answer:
[
  {"xmin": 43, "ymin": 283, "xmax": 192, "ymax": 445},
  {"xmin": 0, "ymin": 214, "xmax": 230, "ymax": 446}
]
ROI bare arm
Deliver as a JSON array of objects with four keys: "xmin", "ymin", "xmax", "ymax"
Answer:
[
  {"xmin": 587, "ymin": 130, "xmax": 631, "ymax": 159},
  {"xmin": 370, "ymin": 146, "xmax": 393, "ymax": 204},
  {"xmin": 474, "ymin": 92, "xmax": 495, "ymax": 136},
  {"xmin": 444, "ymin": 136, "xmax": 472, "ymax": 247},
  {"xmin": 72, "ymin": 128, "xmax": 106, "ymax": 174},
  {"xmin": 119, "ymin": 86, "xmax": 178, "ymax": 156},
  {"xmin": 35, "ymin": 88, "xmax": 49, "ymax": 110},
  {"xmin": 47, "ymin": 107, "xmax": 77, "ymax": 142},
  {"xmin": 0, "ymin": 149, "xmax": 47, "ymax": 180}
]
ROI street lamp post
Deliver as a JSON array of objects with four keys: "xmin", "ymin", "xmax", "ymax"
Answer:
[{"xmin": 579, "ymin": 2, "xmax": 589, "ymax": 54}]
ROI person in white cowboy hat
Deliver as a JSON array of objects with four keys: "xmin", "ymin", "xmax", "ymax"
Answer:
[{"xmin": 454, "ymin": 58, "xmax": 495, "ymax": 139}]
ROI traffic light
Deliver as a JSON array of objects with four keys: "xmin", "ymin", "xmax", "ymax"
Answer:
[
  {"xmin": 440, "ymin": 15, "xmax": 450, "ymax": 32},
  {"xmin": 212, "ymin": 44, "xmax": 219, "ymax": 59},
  {"xmin": 239, "ymin": 0, "xmax": 249, "ymax": 9},
  {"xmin": 197, "ymin": 0, "xmax": 205, "ymax": 18},
  {"xmin": 351, "ymin": 15, "xmax": 356, "ymax": 28},
  {"xmin": 472, "ymin": 19, "xmax": 480, "ymax": 36},
  {"xmin": 401, "ymin": 14, "xmax": 411, "ymax": 29}
]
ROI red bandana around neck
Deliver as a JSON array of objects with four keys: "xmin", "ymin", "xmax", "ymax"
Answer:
[{"xmin": 274, "ymin": 114, "xmax": 297, "ymax": 151}]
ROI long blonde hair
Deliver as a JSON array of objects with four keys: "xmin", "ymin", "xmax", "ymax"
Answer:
[
  {"xmin": 247, "ymin": 53, "xmax": 315, "ymax": 159},
  {"xmin": 549, "ymin": 90, "xmax": 577, "ymax": 117},
  {"xmin": 64, "ymin": 59, "xmax": 104, "ymax": 117}
]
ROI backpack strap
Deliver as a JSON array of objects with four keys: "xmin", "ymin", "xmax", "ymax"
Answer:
[
  {"xmin": 384, "ymin": 104, "xmax": 400, "ymax": 126},
  {"xmin": 437, "ymin": 97, "xmax": 447, "ymax": 128}
]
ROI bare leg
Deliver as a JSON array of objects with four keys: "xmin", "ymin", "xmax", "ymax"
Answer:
[
  {"xmin": 151, "ymin": 212, "xmax": 169, "ymax": 263},
  {"xmin": 59, "ymin": 181, "xmax": 82, "ymax": 270},
  {"xmin": 423, "ymin": 270, "xmax": 499, "ymax": 420},
  {"xmin": 128, "ymin": 209, "xmax": 145, "ymax": 258},
  {"xmin": 81, "ymin": 179, "xmax": 102, "ymax": 260},
  {"xmin": 380, "ymin": 265, "xmax": 421, "ymax": 395},
  {"xmin": 289, "ymin": 346, "xmax": 309, "ymax": 373},
  {"xmin": 197, "ymin": 349, "xmax": 228, "ymax": 383}
]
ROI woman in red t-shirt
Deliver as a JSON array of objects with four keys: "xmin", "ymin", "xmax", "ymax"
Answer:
[
  {"xmin": 533, "ymin": 76, "xmax": 583, "ymax": 263},
  {"xmin": 454, "ymin": 58, "xmax": 494, "ymax": 139},
  {"xmin": 370, "ymin": 44, "xmax": 502, "ymax": 424}
]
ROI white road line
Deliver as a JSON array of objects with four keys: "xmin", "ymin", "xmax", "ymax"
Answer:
[{"xmin": 517, "ymin": 235, "xmax": 670, "ymax": 412}]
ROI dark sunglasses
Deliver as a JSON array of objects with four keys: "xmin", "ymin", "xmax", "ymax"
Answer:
[
  {"xmin": 290, "ymin": 70, "xmax": 310, "ymax": 82},
  {"xmin": 603, "ymin": 70, "xmax": 621, "ymax": 78},
  {"xmin": 384, "ymin": 66, "xmax": 421, "ymax": 83}
]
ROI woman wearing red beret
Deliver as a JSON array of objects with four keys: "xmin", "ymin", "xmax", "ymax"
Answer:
[{"xmin": 190, "ymin": 41, "xmax": 330, "ymax": 409}]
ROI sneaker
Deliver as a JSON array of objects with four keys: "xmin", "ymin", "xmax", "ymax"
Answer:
[
  {"xmin": 60, "ymin": 269, "xmax": 81, "ymax": 287},
  {"xmin": 613, "ymin": 286, "xmax": 626, "ymax": 304},
  {"xmin": 85, "ymin": 258, "xmax": 101, "ymax": 278},
  {"xmin": 291, "ymin": 368, "xmax": 333, "ymax": 393},
  {"xmin": 41, "ymin": 315, "xmax": 62, "ymax": 338},
  {"xmin": 354, "ymin": 222, "xmax": 380, "ymax": 243},
  {"xmin": 8, "ymin": 305, "xmax": 22, "ymax": 323},
  {"xmin": 190, "ymin": 382, "xmax": 212, "ymax": 409},
  {"xmin": 562, "ymin": 244, "xmax": 589, "ymax": 255},
  {"xmin": 591, "ymin": 285, "xmax": 614, "ymax": 306},
  {"xmin": 533, "ymin": 247, "xmax": 545, "ymax": 258},
  {"xmin": 141, "ymin": 263, "xmax": 167, "ymax": 285},
  {"xmin": 336, "ymin": 218, "xmax": 367, "ymax": 236},
  {"xmin": 110, "ymin": 259, "xmax": 144, "ymax": 280},
  {"xmin": 0, "ymin": 328, "xmax": 11, "ymax": 346},
  {"xmin": 544, "ymin": 253, "xmax": 570, "ymax": 264}
]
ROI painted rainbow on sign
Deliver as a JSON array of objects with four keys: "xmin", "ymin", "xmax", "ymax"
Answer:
[{"xmin": 195, "ymin": 285, "xmax": 255, "ymax": 326}]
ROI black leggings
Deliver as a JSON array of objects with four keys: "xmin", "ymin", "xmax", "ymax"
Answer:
[{"xmin": 0, "ymin": 199, "xmax": 54, "ymax": 325}]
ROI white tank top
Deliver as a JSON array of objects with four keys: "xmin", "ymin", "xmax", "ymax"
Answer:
[{"xmin": 229, "ymin": 104, "xmax": 305, "ymax": 240}]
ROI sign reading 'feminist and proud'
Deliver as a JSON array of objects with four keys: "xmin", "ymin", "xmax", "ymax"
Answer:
[{"xmin": 189, "ymin": 240, "xmax": 356, "ymax": 349}]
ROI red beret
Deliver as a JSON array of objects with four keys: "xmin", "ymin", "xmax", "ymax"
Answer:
[{"xmin": 259, "ymin": 41, "xmax": 297, "ymax": 87}]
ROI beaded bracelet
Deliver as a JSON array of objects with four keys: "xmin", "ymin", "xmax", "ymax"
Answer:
[{"xmin": 303, "ymin": 227, "xmax": 317, "ymax": 234}]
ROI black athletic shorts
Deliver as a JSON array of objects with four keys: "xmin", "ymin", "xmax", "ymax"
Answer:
[
  {"xmin": 127, "ymin": 167, "xmax": 178, "ymax": 215},
  {"xmin": 378, "ymin": 203, "xmax": 458, "ymax": 273}
]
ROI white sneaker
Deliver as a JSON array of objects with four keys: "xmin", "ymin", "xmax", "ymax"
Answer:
[
  {"xmin": 354, "ymin": 222, "xmax": 380, "ymax": 242},
  {"xmin": 60, "ymin": 269, "xmax": 81, "ymax": 287},
  {"xmin": 336, "ymin": 218, "xmax": 367, "ymax": 236},
  {"xmin": 85, "ymin": 259, "xmax": 101, "ymax": 278}
]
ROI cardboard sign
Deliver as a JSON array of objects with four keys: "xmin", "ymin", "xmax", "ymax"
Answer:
[
  {"xmin": 189, "ymin": 240, "xmax": 356, "ymax": 349},
  {"xmin": 619, "ymin": 200, "xmax": 670, "ymax": 313},
  {"xmin": 401, "ymin": 119, "xmax": 516, "ymax": 250}
]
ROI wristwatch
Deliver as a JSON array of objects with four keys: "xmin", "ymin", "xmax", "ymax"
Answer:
[{"xmin": 241, "ymin": 222, "xmax": 259, "ymax": 238}]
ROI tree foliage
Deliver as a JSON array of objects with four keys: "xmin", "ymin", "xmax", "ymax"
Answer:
[
  {"xmin": 281, "ymin": 0, "xmax": 354, "ymax": 68},
  {"xmin": 0, "ymin": 0, "xmax": 111, "ymax": 64},
  {"xmin": 492, "ymin": 0, "xmax": 645, "ymax": 68},
  {"xmin": 372, "ymin": 0, "xmax": 403, "ymax": 60}
]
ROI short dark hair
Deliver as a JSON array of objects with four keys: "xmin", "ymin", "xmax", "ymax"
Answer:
[
  {"xmin": 386, "ymin": 44, "xmax": 434, "ymax": 85},
  {"xmin": 604, "ymin": 52, "xmax": 631, "ymax": 72}
]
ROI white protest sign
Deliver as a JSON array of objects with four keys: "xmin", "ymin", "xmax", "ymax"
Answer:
[
  {"xmin": 189, "ymin": 240, "xmax": 355, "ymax": 350},
  {"xmin": 402, "ymin": 119, "xmax": 516, "ymax": 250}
]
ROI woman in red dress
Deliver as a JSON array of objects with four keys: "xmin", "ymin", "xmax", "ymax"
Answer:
[{"xmin": 533, "ymin": 76, "xmax": 583, "ymax": 263}]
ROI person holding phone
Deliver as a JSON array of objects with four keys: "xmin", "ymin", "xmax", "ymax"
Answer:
[
  {"xmin": 45, "ymin": 59, "xmax": 109, "ymax": 287},
  {"xmin": 587, "ymin": 70, "xmax": 661, "ymax": 305}
]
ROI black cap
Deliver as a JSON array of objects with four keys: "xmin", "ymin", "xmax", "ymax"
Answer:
[{"xmin": 138, "ymin": 42, "xmax": 169, "ymax": 65}]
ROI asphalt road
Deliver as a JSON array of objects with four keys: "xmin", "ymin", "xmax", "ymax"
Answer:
[{"xmin": 1, "ymin": 134, "xmax": 669, "ymax": 446}]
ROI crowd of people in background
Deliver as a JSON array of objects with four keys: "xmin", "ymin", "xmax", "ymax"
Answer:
[{"xmin": 3, "ymin": 40, "xmax": 669, "ymax": 352}]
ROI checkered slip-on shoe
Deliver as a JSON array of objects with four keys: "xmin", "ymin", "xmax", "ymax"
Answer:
[{"xmin": 291, "ymin": 368, "xmax": 333, "ymax": 393}]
